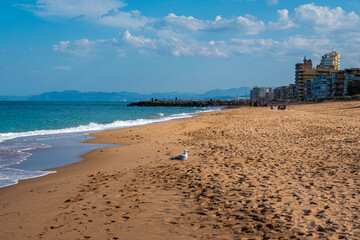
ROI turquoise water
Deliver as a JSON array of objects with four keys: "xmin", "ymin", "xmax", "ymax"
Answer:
[
  {"xmin": 0, "ymin": 101, "xmax": 214, "ymax": 188},
  {"xmin": 0, "ymin": 101, "xmax": 207, "ymax": 135}
]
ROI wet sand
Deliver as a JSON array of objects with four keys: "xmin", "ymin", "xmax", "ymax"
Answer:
[{"xmin": 0, "ymin": 101, "xmax": 359, "ymax": 239}]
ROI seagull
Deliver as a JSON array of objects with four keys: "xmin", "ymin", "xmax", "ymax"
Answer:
[{"xmin": 171, "ymin": 150, "xmax": 189, "ymax": 160}]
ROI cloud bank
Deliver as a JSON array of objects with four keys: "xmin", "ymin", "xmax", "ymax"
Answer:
[
  {"xmin": 295, "ymin": 3, "xmax": 360, "ymax": 32},
  {"xmin": 21, "ymin": 0, "xmax": 296, "ymax": 35},
  {"xmin": 20, "ymin": 1, "xmax": 360, "ymax": 64}
]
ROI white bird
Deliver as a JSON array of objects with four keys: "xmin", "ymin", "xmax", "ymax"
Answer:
[{"xmin": 171, "ymin": 150, "xmax": 189, "ymax": 160}]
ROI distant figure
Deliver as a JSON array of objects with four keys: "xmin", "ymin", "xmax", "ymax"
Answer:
[
  {"xmin": 278, "ymin": 106, "xmax": 281, "ymax": 110},
  {"xmin": 171, "ymin": 150, "xmax": 189, "ymax": 161},
  {"xmin": 271, "ymin": 106, "xmax": 274, "ymax": 110}
]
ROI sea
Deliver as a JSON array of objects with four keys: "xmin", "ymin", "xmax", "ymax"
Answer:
[{"xmin": 0, "ymin": 101, "xmax": 216, "ymax": 188}]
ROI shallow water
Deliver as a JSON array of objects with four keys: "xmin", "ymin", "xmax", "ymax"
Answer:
[{"xmin": 0, "ymin": 101, "xmax": 216, "ymax": 188}]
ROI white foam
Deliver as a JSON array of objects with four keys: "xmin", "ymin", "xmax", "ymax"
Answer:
[
  {"xmin": 0, "ymin": 112, "xmax": 198, "ymax": 143},
  {"xmin": 0, "ymin": 167, "xmax": 56, "ymax": 188},
  {"xmin": 0, "ymin": 142, "xmax": 51, "ymax": 168},
  {"xmin": 0, "ymin": 108, "xmax": 219, "ymax": 188}
]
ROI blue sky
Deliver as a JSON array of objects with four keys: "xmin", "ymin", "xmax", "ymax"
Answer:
[{"xmin": 1, "ymin": 0, "xmax": 360, "ymax": 95}]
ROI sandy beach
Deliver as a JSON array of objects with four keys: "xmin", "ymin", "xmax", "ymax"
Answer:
[{"xmin": 0, "ymin": 101, "xmax": 359, "ymax": 239}]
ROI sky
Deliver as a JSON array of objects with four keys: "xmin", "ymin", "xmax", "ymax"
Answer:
[{"xmin": 1, "ymin": 0, "xmax": 360, "ymax": 96}]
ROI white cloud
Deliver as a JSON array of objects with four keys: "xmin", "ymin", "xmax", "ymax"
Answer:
[
  {"xmin": 295, "ymin": 3, "xmax": 360, "ymax": 32},
  {"xmin": 339, "ymin": 33, "xmax": 360, "ymax": 66},
  {"xmin": 123, "ymin": 30, "xmax": 160, "ymax": 49},
  {"xmin": 98, "ymin": 9, "xmax": 148, "ymax": 29},
  {"xmin": 266, "ymin": 0, "xmax": 278, "ymax": 6},
  {"xmin": 53, "ymin": 39, "xmax": 93, "ymax": 56},
  {"xmin": 169, "ymin": 39, "xmax": 229, "ymax": 57},
  {"xmin": 19, "ymin": 0, "xmax": 326, "ymax": 37},
  {"xmin": 209, "ymin": 14, "xmax": 265, "ymax": 35},
  {"xmin": 53, "ymin": 38, "xmax": 117, "ymax": 56},
  {"xmin": 55, "ymin": 32, "xmax": 335, "ymax": 59},
  {"xmin": 24, "ymin": 0, "xmax": 126, "ymax": 18},
  {"xmin": 230, "ymin": 38, "xmax": 280, "ymax": 54},
  {"xmin": 20, "ymin": 1, "xmax": 269, "ymax": 35},
  {"xmin": 54, "ymin": 32, "xmax": 232, "ymax": 57},
  {"xmin": 20, "ymin": 0, "xmax": 149, "ymax": 30},
  {"xmin": 269, "ymin": 9, "xmax": 296, "ymax": 30},
  {"xmin": 119, "ymin": 31, "xmax": 283, "ymax": 57},
  {"xmin": 282, "ymin": 36, "xmax": 334, "ymax": 56},
  {"xmin": 43, "ymin": 2, "xmax": 360, "ymax": 64},
  {"xmin": 122, "ymin": 31, "xmax": 228, "ymax": 57},
  {"xmin": 146, "ymin": 13, "xmax": 208, "ymax": 32},
  {"xmin": 55, "ymin": 65, "xmax": 72, "ymax": 71},
  {"xmin": 146, "ymin": 13, "xmax": 265, "ymax": 35}
]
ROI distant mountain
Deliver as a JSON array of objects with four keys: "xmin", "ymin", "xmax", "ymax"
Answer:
[
  {"xmin": 27, "ymin": 90, "xmax": 144, "ymax": 101},
  {"xmin": 0, "ymin": 87, "xmax": 251, "ymax": 101}
]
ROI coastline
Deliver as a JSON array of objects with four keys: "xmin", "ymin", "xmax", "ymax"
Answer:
[
  {"xmin": 0, "ymin": 109, "xmax": 215, "ymax": 239},
  {"xmin": 0, "ymin": 106, "xmax": 212, "ymax": 188},
  {"xmin": 0, "ymin": 101, "xmax": 359, "ymax": 239}
]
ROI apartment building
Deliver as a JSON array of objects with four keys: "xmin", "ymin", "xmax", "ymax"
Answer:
[
  {"xmin": 295, "ymin": 52, "xmax": 340, "ymax": 101},
  {"xmin": 330, "ymin": 70, "xmax": 345, "ymax": 97},
  {"xmin": 250, "ymin": 86, "xmax": 272, "ymax": 101},
  {"xmin": 251, "ymin": 51, "xmax": 358, "ymax": 103},
  {"xmin": 319, "ymin": 51, "xmax": 340, "ymax": 70},
  {"xmin": 295, "ymin": 57, "xmax": 316, "ymax": 101},
  {"xmin": 344, "ymin": 68, "xmax": 360, "ymax": 95},
  {"xmin": 310, "ymin": 75, "xmax": 332, "ymax": 100}
]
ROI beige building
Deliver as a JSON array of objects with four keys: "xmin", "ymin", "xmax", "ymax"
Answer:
[
  {"xmin": 295, "ymin": 52, "xmax": 340, "ymax": 101},
  {"xmin": 319, "ymin": 51, "xmax": 340, "ymax": 70},
  {"xmin": 295, "ymin": 57, "xmax": 316, "ymax": 101}
]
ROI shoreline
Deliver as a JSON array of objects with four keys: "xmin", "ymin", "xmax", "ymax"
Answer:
[
  {"xmin": 0, "ymin": 108, "xmax": 215, "ymax": 190},
  {"xmin": 0, "ymin": 108, "xmax": 218, "ymax": 239},
  {"xmin": 0, "ymin": 108, "xmax": 213, "ymax": 189},
  {"xmin": 0, "ymin": 101, "xmax": 359, "ymax": 239}
]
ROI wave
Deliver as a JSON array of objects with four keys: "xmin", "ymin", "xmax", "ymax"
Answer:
[
  {"xmin": 0, "ymin": 142, "xmax": 51, "ymax": 168},
  {"xmin": 0, "ymin": 112, "xmax": 199, "ymax": 143},
  {"xmin": 0, "ymin": 108, "xmax": 219, "ymax": 188},
  {"xmin": 0, "ymin": 167, "xmax": 56, "ymax": 188}
]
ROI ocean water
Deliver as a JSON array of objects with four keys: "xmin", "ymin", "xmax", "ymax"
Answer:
[{"xmin": 0, "ymin": 101, "xmax": 215, "ymax": 188}]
